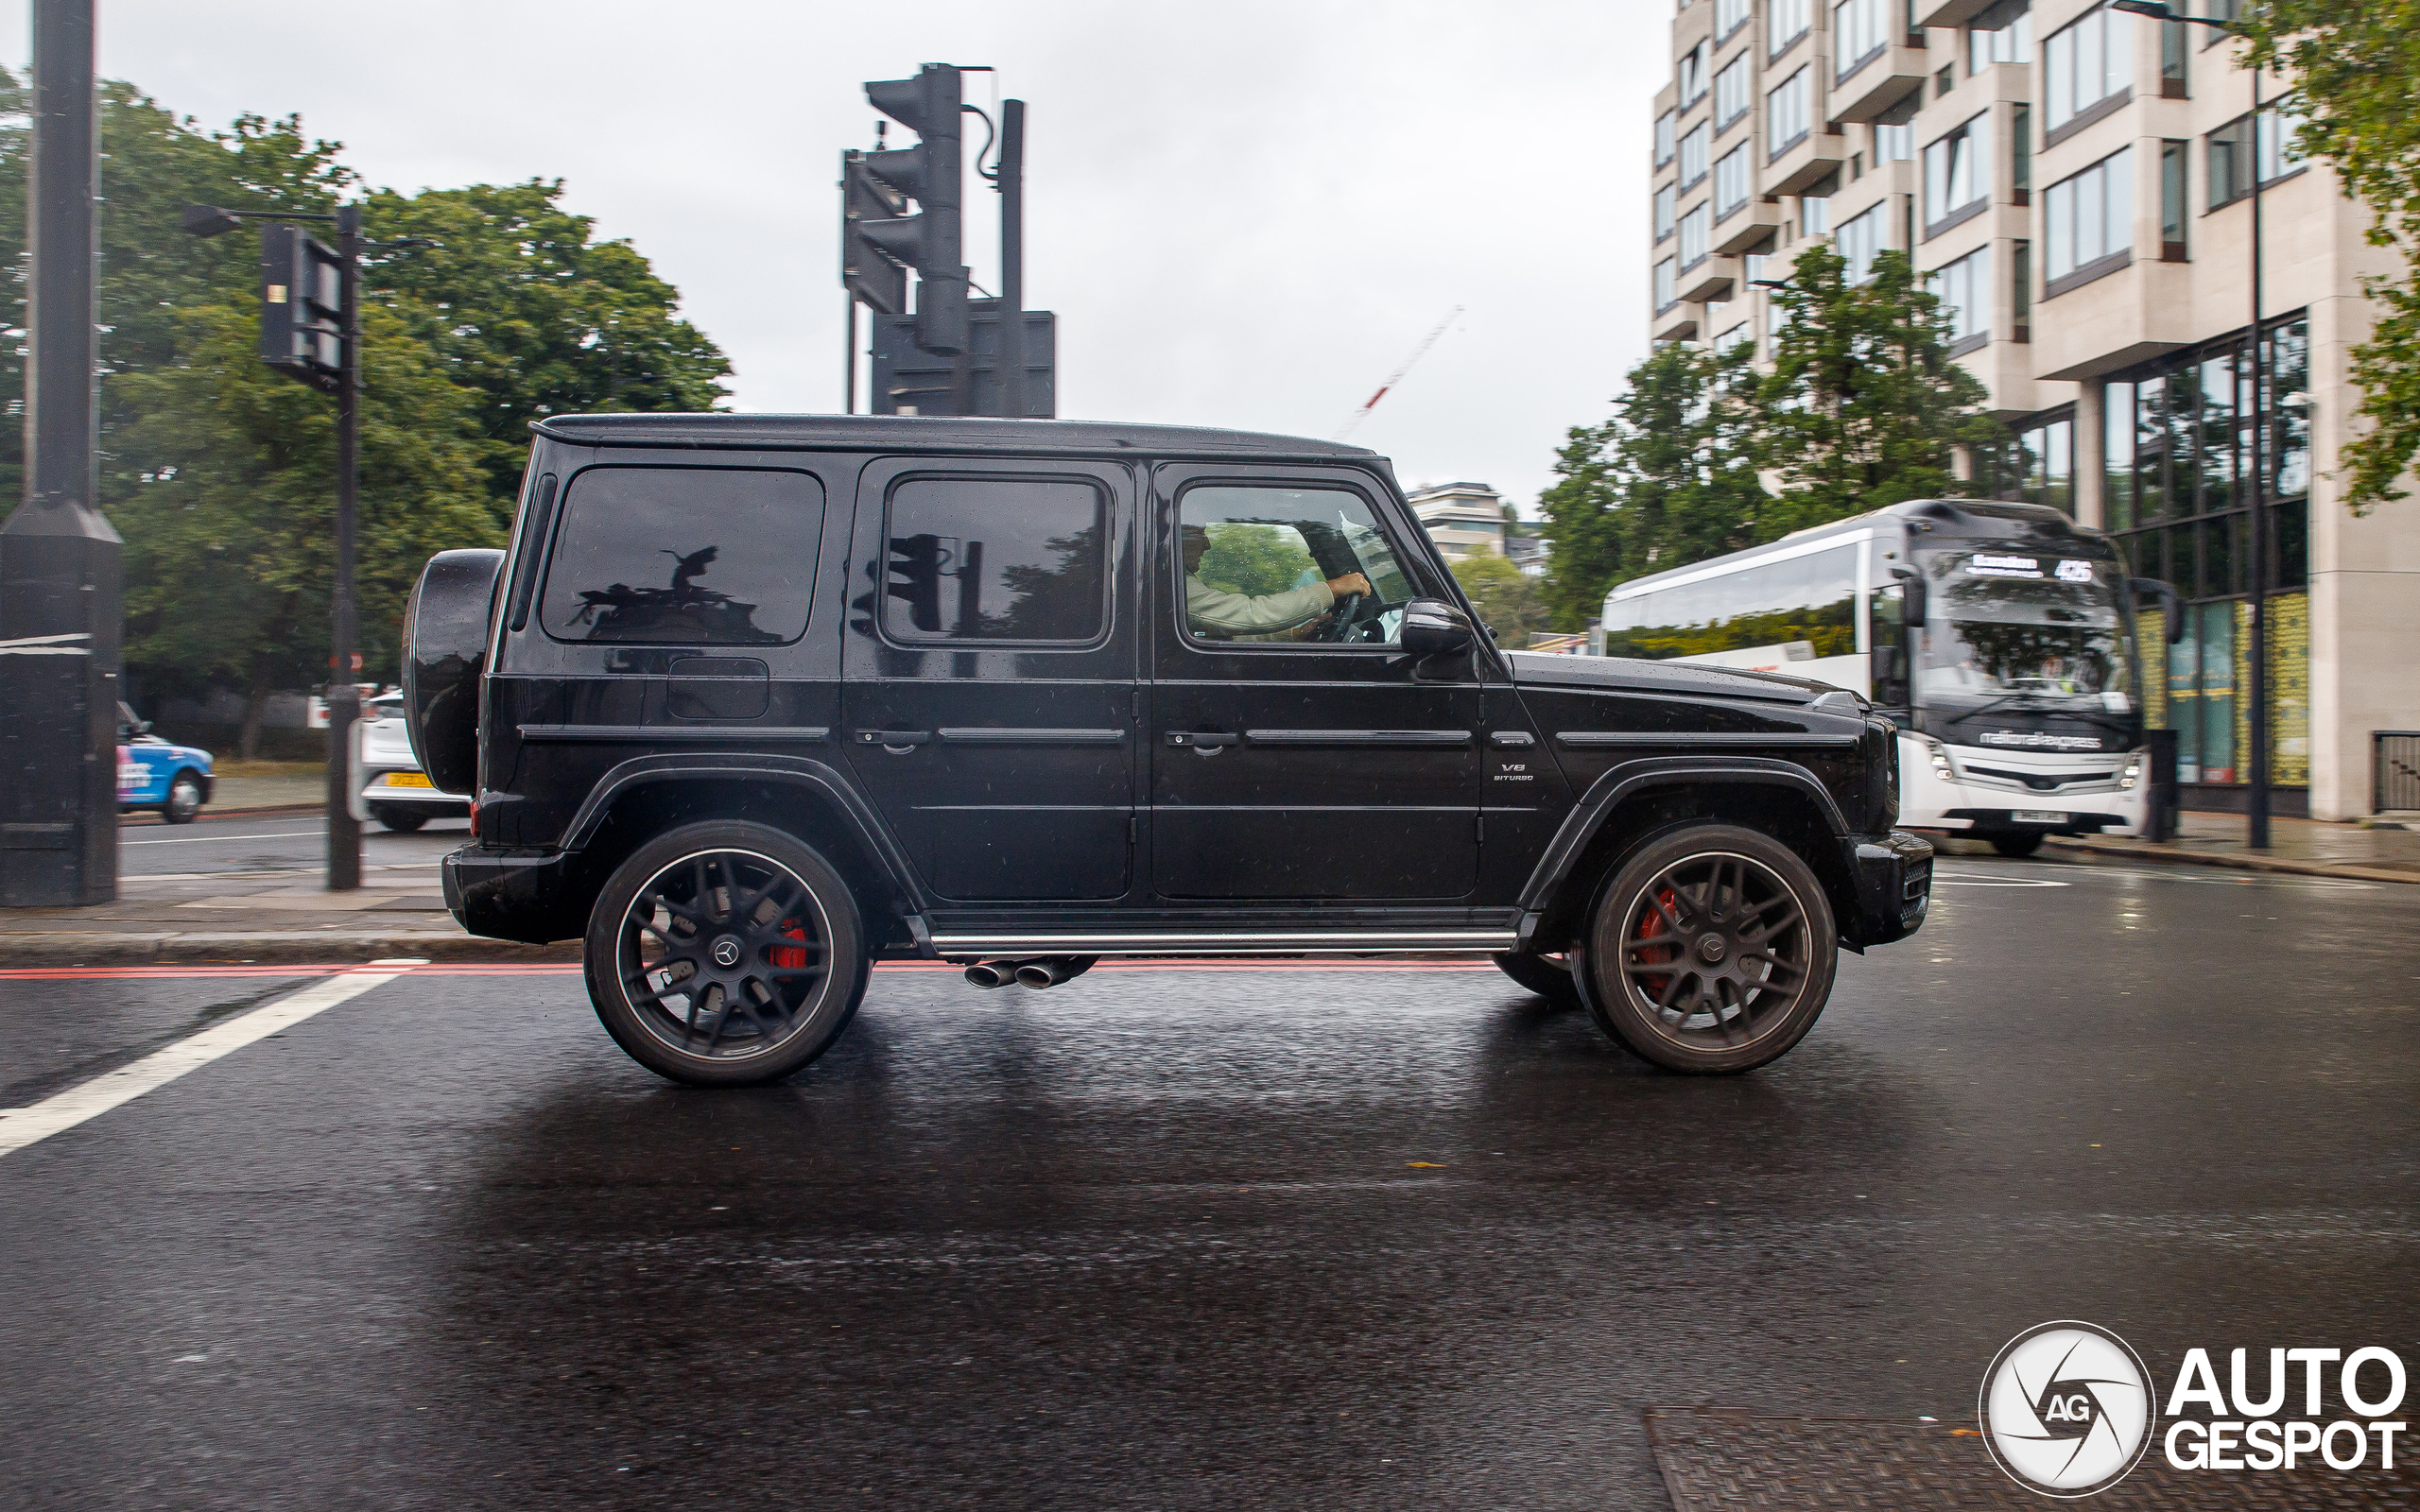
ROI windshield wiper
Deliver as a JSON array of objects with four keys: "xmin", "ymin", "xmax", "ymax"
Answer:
[{"xmin": 1945, "ymin": 691, "xmax": 2135, "ymax": 740}]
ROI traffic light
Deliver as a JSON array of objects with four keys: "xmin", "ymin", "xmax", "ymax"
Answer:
[
  {"xmin": 259, "ymin": 224, "xmax": 344, "ymax": 393},
  {"xmin": 886, "ymin": 532, "xmax": 947, "ymax": 632},
  {"xmin": 861, "ymin": 63, "xmax": 969, "ymax": 356},
  {"xmin": 841, "ymin": 150, "xmax": 908, "ymax": 317}
]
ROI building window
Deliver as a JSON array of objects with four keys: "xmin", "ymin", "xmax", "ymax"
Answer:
[
  {"xmin": 1717, "ymin": 0, "xmax": 1753, "ymax": 42},
  {"xmin": 1716, "ymin": 55, "xmax": 1752, "ymax": 133},
  {"xmin": 1967, "ymin": 0, "xmax": 2033, "ymax": 74},
  {"xmin": 1717, "ymin": 319, "xmax": 1754, "ymax": 353},
  {"xmin": 2046, "ymin": 6, "xmax": 2133, "ymax": 138},
  {"xmin": 1933, "ymin": 245, "xmax": 1991, "ymax": 348},
  {"xmin": 2160, "ymin": 141, "xmax": 2187, "ymax": 258},
  {"xmin": 1655, "ymin": 183, "xmax": 1677, "ymax": 242},
  {"xmin": 1680, "ymin": 42, "xmax": 1710, "ymax": 109},
  {"xmin": 1770, "ymin": 0, "xmax": 1810, "ymax": 55},
  {"xmin": 2044, "ymin": 146, "xmax": 2133, "ymax": 288},
  {"xmin": 2012, "ymin": 239, "xmax": 2031, "ymax": 337},
  {"xmin": 2160, "ymin": 14, "xmax": 2188, "ymax": 94},
  {"xmin": 1766, "ymin": 68, "xmax": 1811, "ymax": 159},
  {"xmin": 1835, "ymin": 0, "xmax": 1890, "ymax": 82},
  {"xmin": 1680, "ymin": 122, "xmax": 1710, "ymax": 188},
  {"xmin": 1715, "ymin": 146, "xmax": 1753, "ymax": 220},
  {"xmin": 1837, "ymin": 201, "xmax": 1888, "ymax": 284},
  {"xmin": 2012, "ymin": 104, "xmax": 2031, "ymax": 201},
  {"xmin": 1876, "ymin": 94, "xmax": 1918, "ymax": 164},
  {"xmin": 1655, "ymin": 257, "xmax": 1677, "ymax": 312},
  {"xmin": 1802, "ymin": 187, "xmax": 1832, "ymax": 235},
  {"xmin": 1680, "ymin": 203, "xmax": 1712, "ymax": 269},
  {"xmin": 1924, "ymin": 111, "xmax": 1994, "ymax": 233},
  {"xmin": 1983, "ymin": 411, "xmax": 2075, "ymax": 512},
  {"xmin": 2207, "ymin": 108, "xmax": 2304, "ymax": 210},
  {"xmin": 1656, "ymin": 110, "xmax": 1677, "ymax": 167}
]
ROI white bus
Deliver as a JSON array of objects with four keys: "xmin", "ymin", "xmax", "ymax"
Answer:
[{"xmin": 1601, "ymin": 498, "xmax": 2180, "ymax": 855}]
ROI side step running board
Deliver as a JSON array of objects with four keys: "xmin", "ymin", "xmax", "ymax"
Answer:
[{"xmin": 926, "ymin": 930, "xmax": 1518, "ymax": 957}]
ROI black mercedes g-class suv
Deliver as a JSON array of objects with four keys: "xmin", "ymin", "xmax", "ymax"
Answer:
[{"xmin": 405, "ymin": 415, "xmax": 1930, "ymax": 1086}]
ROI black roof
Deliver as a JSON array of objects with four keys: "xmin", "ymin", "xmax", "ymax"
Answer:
[{"xmin": 531, "ymin": 412, "xmax": 1381, "ymax": 461}]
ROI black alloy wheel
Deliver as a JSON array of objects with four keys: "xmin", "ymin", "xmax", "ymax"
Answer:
[
  {"xmin": 372, "ymin": 804, "xmax": 428, "ymax": 833},
  {"xmin": 1989, "ymin": 832, "xmax": 2045, "ymax": 858},
  {"xmin": 1578, "ymin": 824, "xmax": 1838, "ymax": 1074},
  {"xmin": 583, "ymin": 821, "xmax": 868, "ymax": 1087},
  {"xmin": 163, "ymin": 773, "xmax": 204, "ymax": 825},
  {"xmin": 1491, "ymin": 950, "xmax": 1580, "ymax": 1006}
]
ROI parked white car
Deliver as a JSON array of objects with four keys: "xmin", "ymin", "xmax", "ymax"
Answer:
[{"xmin": 354, "ymin": 693, "xmax": 471, "ymax": 832}]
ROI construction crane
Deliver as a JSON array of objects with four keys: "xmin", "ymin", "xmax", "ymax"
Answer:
[{"xmin": 1334, "ymin": 305, "xmax": 1462, "ymax": 441}]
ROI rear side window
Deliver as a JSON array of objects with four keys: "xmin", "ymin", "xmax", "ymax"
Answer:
[
  {"xmin": 881, "ymin": 475, "xmax": 1108, "ymax": 644},
  {"xmin": 540, "ymin": 468, "xmax": 824, "ymax": 644}
]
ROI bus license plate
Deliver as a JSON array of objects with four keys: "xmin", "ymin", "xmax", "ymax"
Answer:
[
  {"xmin": 2011, "ymin": 809, "xmax": 2066, "ymax": 824},
  {"xmin": 385, "ymin": 772, "xmax": 433, "ymax": 788}
]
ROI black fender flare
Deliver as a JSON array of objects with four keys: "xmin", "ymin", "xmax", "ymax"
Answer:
[
  {"xmin": 559, "ymin": 752, "xmax": 930, "ymax": 917},
  {"xmin": 1514, "ymin": 755, "xmax": 1851, "ymax": 918}
]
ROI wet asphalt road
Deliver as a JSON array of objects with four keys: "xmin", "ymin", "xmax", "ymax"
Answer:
[
  {"xmin": 4, "ymin": 856, "xmax": 2417, "ymax": 1510},
  {"xmin": 116, "ymin": 812, "xmax": 470, "ymax": 878}
]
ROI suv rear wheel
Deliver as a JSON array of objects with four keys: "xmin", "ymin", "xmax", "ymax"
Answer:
[
  {"xmin": 583, "ymin": 821, "xmax": 870, "ymax": 1087},
  {"xmin": 1574, "ymin": 823, "xmax": 1838, "ymax": 1074}
]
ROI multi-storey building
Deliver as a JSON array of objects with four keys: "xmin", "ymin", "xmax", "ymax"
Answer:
[
  {"xmin": 1645, "ymin": 0, "xmax": 2420, "ymax": 821},
  {"xmin": 1409, "ymin": 482, "xmax": 1512, "ymax": 561}
]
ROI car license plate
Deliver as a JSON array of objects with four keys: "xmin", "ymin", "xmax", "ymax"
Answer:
[
  {"xmin": 384, "ymin": 771, "xmax": 433, "ymax": 788},
  {"xmin": 2011, "ymin": 809, "xmax": 2066, "ymax": 824}
]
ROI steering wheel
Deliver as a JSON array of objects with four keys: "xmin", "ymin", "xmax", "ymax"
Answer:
[{"xmin": 1314, "ymin": 592, "xmax": 1366, "ymax": 643}]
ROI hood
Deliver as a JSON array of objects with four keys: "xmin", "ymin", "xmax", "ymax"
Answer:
[{"xmin": 1506, "ymin": 651, "xmax": 1841, "ymax": 706}]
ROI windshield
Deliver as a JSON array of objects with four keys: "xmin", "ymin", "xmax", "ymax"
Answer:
[{"xmin": 1917, "ymin": 549, "xmax": 2138, "ymax": 713}]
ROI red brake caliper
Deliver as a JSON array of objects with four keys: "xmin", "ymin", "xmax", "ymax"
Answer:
[
  {"xmin": 771, "ymin": 922, "xmax": 809, "ymax": 970},
  {"xmin": 1633, "ymin": 885, "xmax": 1680, "ymax": 1001}
]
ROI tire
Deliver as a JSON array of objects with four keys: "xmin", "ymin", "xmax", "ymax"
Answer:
[
  {"xmin": 372, "ymin": 804, "xmax": 429, "ymax": 833},
  {"xmin": 162, "ymin": 773, "xmax": 204, "ymax": 825},
  {"xmin": 1492, "ymin": 950, "xmax": 1580, "ymax": 1005},
  {"xmin": 583, "ymin": 821, "xmax": 871, "ymax": 1088},
  {"xmin": 1576, "ymin": 823, "xmax": 1838, "ymax": 1074},
  {"xmin": 1989, "ymin": 832, "xmax": 2045, "ymax": 858}
]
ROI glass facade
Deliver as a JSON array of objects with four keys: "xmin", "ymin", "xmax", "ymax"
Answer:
[{"xmin": 2102, "ymin": 313, "xmax": 2311, "ymax": 786}]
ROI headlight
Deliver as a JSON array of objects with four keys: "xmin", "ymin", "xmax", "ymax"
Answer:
[
  {"xmin": 1929, "ymin": 747, "xmax": 1955, "ymax": 782},
  {"xmin": 2120, "ymin": 755, "xmax": 2142, "ymax": 790}
]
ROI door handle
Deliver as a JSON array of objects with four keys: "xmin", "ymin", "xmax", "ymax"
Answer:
[
  {"xmin": 1165, "ymin": 730, "xmax": 1238, "ymax": 749},
  {"xmin": 853, "ymin": 729, "xmax": 932, "ymax": 751}
]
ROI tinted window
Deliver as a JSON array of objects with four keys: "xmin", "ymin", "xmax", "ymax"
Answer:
[
  {"xmin": 1179, "ymin": 485, "xmax": 1415, "ymax": 647},
  {"xmin": 882, "ymin": 476, "xmax": 1107, "ymax": 643},
  {"xmin": 1605, "ymin": 544, "xmax": 1858, "ymax": 661},
  {"xmin": 541, "ymin": 469, "xmax": 824, "ymax": 644}
]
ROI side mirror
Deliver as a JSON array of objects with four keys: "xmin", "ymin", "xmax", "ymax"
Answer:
[
  {"xmin": 2130, "ymin": 576, "xmax": 2187, "ymax": 644},
  {"xmin": 1892, "ymin": 566, "xmax": 1927, "ymax": 627},
  {"xmin": 1400, "ymin": 597, "xmax": 1475, "ymax": 658}
]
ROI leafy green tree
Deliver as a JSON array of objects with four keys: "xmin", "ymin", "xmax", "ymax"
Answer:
[
  {"xmin": 1759, "ymin": 243, "xmax": 2000, "ymax": 536},
  {"xmin": 1449, "ymin": 552, "xmax": 1550, "ymax": 643},
  {"xmin": 1195, "ymin": 523, "xmax": 1318, "ymax": 597},
  {"xmin": 2238, "ymin": 5, "xmax": 2420, "ymax": 512}
]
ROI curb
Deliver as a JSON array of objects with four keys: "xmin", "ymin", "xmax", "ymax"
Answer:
[
  {"xmin": 0, "ymin": 932, "xmax": 579, "ymax": 968},
  {"xmin": 2042, "ymin": 834, "xmax": 2420, "ymax": 885}
]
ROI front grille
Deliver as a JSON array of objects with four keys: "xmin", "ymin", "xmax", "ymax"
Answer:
[{"xmin": 1963, "ymin": 764, "xmax": 2115, "ymax": 791}]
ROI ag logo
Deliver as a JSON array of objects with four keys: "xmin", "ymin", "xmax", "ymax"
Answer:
[{"xmin": 1979, "ymin": 1321, "xmax": 2156, "ymax": 1497}]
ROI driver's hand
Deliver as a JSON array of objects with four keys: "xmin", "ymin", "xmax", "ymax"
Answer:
[{"xmin": 1326, "ymin": 572, "xmax": 1372, "ymax": 599}]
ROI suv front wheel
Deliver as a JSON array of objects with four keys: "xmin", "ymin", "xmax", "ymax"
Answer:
[
  {"xmin": 583, "ymin": 821, "xmax": 871, "ymax": 1087},
  {"xmin": 1574, "ymin": 824, "xmax": 1838, "ymax": 1074}
]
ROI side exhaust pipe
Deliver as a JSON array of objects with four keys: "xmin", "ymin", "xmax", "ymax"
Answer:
[
  {"xmin": 964, "ymin": 960, "xmax": 1019, "ymax": 988},
  {"xmin": 1013, "ymin": 955, "xmax": 1096, "ymax": 989}
]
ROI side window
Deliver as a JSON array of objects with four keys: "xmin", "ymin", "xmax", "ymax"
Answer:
[
  {"xmin": 1178, "ymin": 485, "xmax": 1416, "ymax": 647},
  {"xmin": 1605, "ymin": 544, "xmax": 1858, "ymax": 662},
  {"xmin": 540, "ymin": 468, "xmax": 824, "ymax": 644},
  {"xmin": 882, "ymin": 475, "xmax": 1108, "ymax": 644}
]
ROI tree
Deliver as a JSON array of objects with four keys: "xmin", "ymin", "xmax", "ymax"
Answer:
[
  {"xmin": 1759, "ymin": 243, "xmax": 2000, "ymax": 536},
  {"xmin": 1449, "ymin": 552, "xmax": 1550, "ymax": 643},
  {"xmin": 2237, "ymin": 5, "xmax": 2420, "ymax": 512}
]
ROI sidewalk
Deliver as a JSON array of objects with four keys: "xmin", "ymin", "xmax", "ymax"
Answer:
[{"xmin": 2043, "ymin": 811, "xmax": 2420, "ymax": 885}]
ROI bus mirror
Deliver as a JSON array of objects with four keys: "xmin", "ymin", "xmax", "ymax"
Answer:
[
  {"xmin": 1892, "ymin": 567, "xmax": 1926, "ymax": 627},
  {"xmin": 2130, "ymin": 577, "xmax": 2187, "ymax": 644}
]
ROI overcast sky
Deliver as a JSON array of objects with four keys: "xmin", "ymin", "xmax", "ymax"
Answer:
[{"xmin": 3, "ymin": 1, "xmax": 1669, "ymax": 513}]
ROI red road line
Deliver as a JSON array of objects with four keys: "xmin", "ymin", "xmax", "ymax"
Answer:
[{"xmin": 0, "ymin": 958, "xmax": 1503, "ymax": 983}]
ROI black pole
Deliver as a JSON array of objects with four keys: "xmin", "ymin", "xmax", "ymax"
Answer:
[
  {"xmin": 326, "ymin": 205, "xmax": 362, "ymax": 891},
  {"xmin": 2247, "ymin": 64, "xmax": 2270, "ymax": 849},
  {"xmin": 998, "ymin": 99, "xmax": 1027, "ymax": 420},
  {"xmin": 2, "ymin": 0, "xmax": 120, "ymax": 909}
]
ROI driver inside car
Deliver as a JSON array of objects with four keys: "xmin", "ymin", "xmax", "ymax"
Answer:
[{"xmin": 1182, "ymin": 524, "xmax": 1371, "ymax": 639}]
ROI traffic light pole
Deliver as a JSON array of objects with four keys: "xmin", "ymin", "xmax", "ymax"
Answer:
[
  {"xmin": 326, "ymin": 204, "xmax": 363, "ymax": 891},
  {"xmin": 999, "ymin": 100, "xmax": 1027, "ymax": 421},
  {"xmin": 2, "ymin": 0, "xmax": 120, "ymax": 910}
]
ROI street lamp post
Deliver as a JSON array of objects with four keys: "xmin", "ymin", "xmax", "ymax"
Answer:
[{"xmin": 2113, "ymin": 0, "xmax": 2271, "ymax": 849}]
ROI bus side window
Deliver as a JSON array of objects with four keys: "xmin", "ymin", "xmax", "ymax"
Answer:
[{"xmin": 1871, "ymin": 583, "xmax": 1910, "ymax": 712}]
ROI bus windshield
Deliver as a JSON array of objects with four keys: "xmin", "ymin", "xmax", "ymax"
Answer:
[{"xmin": 1917, "ymin": 549, "xmax": 2138, "ymax": 713}]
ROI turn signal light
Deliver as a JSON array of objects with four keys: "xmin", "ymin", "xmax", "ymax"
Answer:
[{"xmin": 2119, "ymin": 757, "xmax": 2142, "ymax": 791}]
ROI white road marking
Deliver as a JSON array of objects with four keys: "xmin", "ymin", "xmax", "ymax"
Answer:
[
  {"xmin": 0, "ymin": 970, "xmax": 405, "ymax": 1160},
  {"xmin": 122, "ymin": 828, "xmax": 328, "ymax": 846}
]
